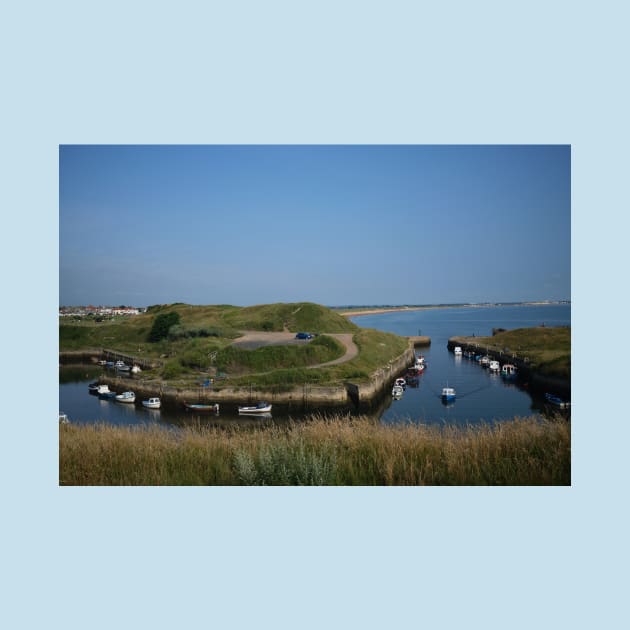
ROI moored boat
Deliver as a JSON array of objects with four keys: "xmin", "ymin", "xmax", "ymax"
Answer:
[
  {"xmin": 59, "ymin": 412, "xmax": 69, "ymax": 424},
  {"xmin": 441, "ymin": 386, "xmax": 456, "ymax": 402},
  {"xmin": 544, "ymin": 393, "xmax": 570, "ymax": 409},
  {"xmin": 501, "ymin": 364, "xmax": 517, "ymax": 379},
  {"xmin": 183, "ymin": 402, "xmax": 220, "ymax": 413},
  {"xmin": 454, "ymin": 346, "xmax": 462, "ymax": 355},
  {"xmin": 96, "ymin": 384, "xmax": 111, "ymax": 395},
  {"xmin": 88, "ymin": 381, "xmax": 100, "ymax": 393},
  {"xmin": 488, "ymin": 360, "xmax": 500, "ymax": 372},
  {"xmin": 115, "ymin": 391, "xmax": 136, "ymax": 403},
  {"xmin": 394, "ymin": 377, "xmax": 407, "ymax": 388},
  {"xmin": 479, "ymin": 355, "xmax": 490, "ymax": 367},
  {"xmin": 142, "ymin": 397, "xmax": 161, "ymax": 409},
  {"xmin": 392, "ymin": 384, "xmax": 404, "ymax": 397},
  {"xmin": 238, "ymin": 401, "xmax": 272, "ymax": 414}
]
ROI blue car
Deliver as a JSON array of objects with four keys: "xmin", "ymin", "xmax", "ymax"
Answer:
[{"xmin": 295, "ymin": 332, "xmax": 313, "ymax": 339}]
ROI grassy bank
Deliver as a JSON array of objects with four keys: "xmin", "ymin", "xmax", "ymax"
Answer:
[
  {"xmin": 59, "ymin": 415, "xmax": 570, "ymax": 485},
  {"xmin": 455, "ymin": 326, "xmax": 571, "ymax": 380}
]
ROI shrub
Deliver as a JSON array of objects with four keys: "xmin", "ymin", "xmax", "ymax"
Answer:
[
  {"xmin": 148, "ymin": 312, "xmax": 181, "ymax": 342},
  {"xmin": 161, "ymin": 359, "xmax": 183, "ymax": 379}
]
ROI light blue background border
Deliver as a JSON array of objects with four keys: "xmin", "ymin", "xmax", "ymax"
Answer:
[{"xmin": 4, "ymin": 1, "xmax": 627, "ymax": 628}]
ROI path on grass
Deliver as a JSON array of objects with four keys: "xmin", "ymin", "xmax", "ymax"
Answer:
[{"xmin": 231, "ymin": 331, "xmax": 358, "ymax": 368}]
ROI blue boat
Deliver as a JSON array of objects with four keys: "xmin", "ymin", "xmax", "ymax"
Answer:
[
  {"xmin": 544, "ymin": 393, "xmax": 570, "ymax": 409},
  {"xmin": 441, "ymin": 386, "xmax": 456, "ymax": 402}
]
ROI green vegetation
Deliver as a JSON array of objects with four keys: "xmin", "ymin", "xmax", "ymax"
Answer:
[
  {"xmin": 148, "ymin": 312, "xmax": 181, "ymax": 342},
  {"xmin": 59, "ymin": 415, "xmax": 571, "ymax": 485},
  {"xmin": 457, "ymin": 326, "xmax": 571, "ymax": 379}
]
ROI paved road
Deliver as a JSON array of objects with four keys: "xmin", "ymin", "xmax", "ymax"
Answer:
[{"xmin": 231, "ymin": 331, "xmax": 358, "ymax": 368}]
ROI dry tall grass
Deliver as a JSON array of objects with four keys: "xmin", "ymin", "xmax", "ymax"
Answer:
[{"xmin": 59, "ymin": 415, "xmax": 570, "ymax": 486}]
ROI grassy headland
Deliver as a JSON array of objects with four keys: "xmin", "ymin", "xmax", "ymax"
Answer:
[
  {"xmin": 59, "ymin": 415, "xmax": 570, "ymax": 485},
  {"xmin": 60, "ymin": 302, "xmax": 409, "ymax": 388}
]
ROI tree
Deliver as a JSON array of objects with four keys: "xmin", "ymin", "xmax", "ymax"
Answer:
[{"xmin": 148, "ymin": 312, "xmax": 181, "ymax": 342}]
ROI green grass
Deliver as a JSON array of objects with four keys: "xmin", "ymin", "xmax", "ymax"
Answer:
[{"xmin": 59, "ymin": 415, "xmax": 571, "ymax": 486}]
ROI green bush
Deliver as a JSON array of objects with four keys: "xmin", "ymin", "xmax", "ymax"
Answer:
[
  {"xmin": 148, "ymin": 312, "xmax": 181, "ymax": 342},
  {"xmin": 161, "ymin": 359, "xmax": 183, "ymax": 379}
]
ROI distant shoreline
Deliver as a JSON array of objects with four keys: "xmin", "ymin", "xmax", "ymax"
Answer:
[{"xmin": 338, "ymin": 302, "xmax": 569, "ymax": 318}]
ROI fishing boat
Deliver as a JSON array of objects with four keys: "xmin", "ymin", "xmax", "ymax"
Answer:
[
  {"xmin": 238, "ymin": 401, "xmax": 272, "ymax": 414},
  {"xmin": 479, "ymin": 355, "xmax": 490, "ymax": 367},
  {"xmin": 394, "ymin": 377, "xmax": 407, "ymax": 388},
  {"xmin": 392, "ymin": 384, "xmax": 404, "ymax": 397},
  {"xmin": 488, "ymin": 360, "xmax": 500, "ymax": 372},
  {"xmin": 115, "ymin": 391, "xmax": 136, "ymax": 403},
  {"xmin": 544, "ymin": 393, "xmax": 571, "ymax": 409},
  {"xmin": 501, "ymin": 364, "xmax": 517, "ymax": 379},
  {"xmin": 454, "ymin": 346, "xmax": 462, "ymax": 355},
  {"xmin": 96, "ymin": 384, "xmax": 111, "ymax": 395},
  {"xmin": 183, "ymin": 402, "xmax": 220, "ymax": 413},
  {"xmin": 441, "ymin": 386, "xmax": 456, "ymax": 402},
  {"xmin": 142, "ymin": 397, "xmax": 161, "ymax": 409}
]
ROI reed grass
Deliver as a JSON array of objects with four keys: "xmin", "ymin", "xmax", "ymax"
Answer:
[{"xmin": 59, "ymin": 415, "xmax": 570, "ymax": 486}]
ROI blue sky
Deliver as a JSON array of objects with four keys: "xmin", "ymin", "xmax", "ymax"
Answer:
[{"xmin": 59, "ymin": 145, "xmax": 570, "ymax": 307}]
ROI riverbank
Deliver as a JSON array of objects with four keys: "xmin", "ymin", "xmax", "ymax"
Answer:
[{"xmin": 59, "ymin": 414, "xmax": 570, "ymax": 485}]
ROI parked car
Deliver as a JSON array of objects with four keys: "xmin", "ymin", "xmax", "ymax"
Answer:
[{"xmin": 295, "ymin": 332, "xmax": 313, "ymax": 339}]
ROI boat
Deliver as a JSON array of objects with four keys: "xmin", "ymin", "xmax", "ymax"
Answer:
[
  {"xmin": 544, "ymin": 393, "xmax": 571, "ymax": 409},
  {"xmin": 96, "ymin": 384, "xmax": 111, "ymax": 395},
  {"xmin": 501, "ymin": 364, "xmax": 517, "ymax": 379},
  {"xmin": 238, "ymin": 401, "xmax": 272, "ymax": 414},
  {"xmin": 183, "ymin": 402, "xmax": 220, "ymax": 413},
  {"xmin": 488, "ymin": 360, "xmax": 500, "ymax": 372},
  {"xmin": 115, "ymin": 391, "xmax": 136, "ymax": 403},
  {"xmin": 441, "ymin": 386, "xmax": 456, "ymax": 402},
  {"xmin": 392, "ymin": 384, "xmax": 404, "ymax": 397},
  {"xmin": 479, "ymin": 355, "xmax": 490, "ymax": 367},
  {"xmin": 131, "ymin": 365, "xmax": 141, "ymax": 374},
  {"xmin": 394, "ymin": 377, "xmax": 407, "ymax": 388},
  {"xmin": 99, "ymin": 390, "xmax": 117, "ymax": 399},
  {"xmin": 59, "ymin": 412, "xmax": 69, "ymax": 424},
  {"xmin": 142, "ymin": 397, "xmax": 161, "ymax": 409},
  {"xmin": 88, "ymin": 381, "xmax": 100, "ymax": 393},
  {"xmin": 454, "ymin": 346, "xmax": 462, "ymax": 355},
  {"xmin": 98, "ymin": 360, "xmax": 107, "ymax": 366},
  {"xmin": 115, "ymin": 361, "xmax": 131, "ymax": 372}
]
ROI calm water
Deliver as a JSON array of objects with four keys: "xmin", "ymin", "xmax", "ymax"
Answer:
[
  {"xmin": 59, "ymin": 304, "xmax": 570, "ymax": 427},
  {"xmin": 350, "ymin": 303, "xmax": 570, "ymax": 425}
]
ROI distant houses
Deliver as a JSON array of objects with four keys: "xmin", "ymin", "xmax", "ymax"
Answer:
[{"xmin": 59, "ymin": 305, "xmax": 145, "ymax": 318}]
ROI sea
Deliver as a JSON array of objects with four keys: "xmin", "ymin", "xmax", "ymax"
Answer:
[{"xmin": 59, "ymin": 303, "xmax": 570, "ymax": 427}]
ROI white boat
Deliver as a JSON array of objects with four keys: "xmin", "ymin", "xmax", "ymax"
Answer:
[
  {"xmin": 142, "ymin": 397, "xmax": 161, "ymax": 409},
  {"xmin": 115, "ymin": 391, "xmax": 136, "ymax": 403},
  {"xmin": 488, "ymin": 360, "xmax": 500, "ymax": 372},
  {"xmin": 116, "ymin": 361, "xmax": 131, "ymax": 372},
  {"xmin": 454, "ymin": 346, "xmax": 462, "ymax": 355},
  {"xmin": 501, "ymin": 364, "xmax": 517, "ymax": 378},
  {"xmin": 394, "ymin": 377, "xmax": 407, "ymax": 388},
  {"xmin": 238, "ymin": 401, "xmax": 272, "ymax": 414},
  {"xmin": 392, "ymin": 384, "xmax": 404, "ymax": 397},
  {"xmin": 441, "ymin": 386, "xmax": 456, "ymax": 402},
  {"xmin": 59, "ymin": 412, "xmax": 69, "ymax": 424},
  {"xmin": 479, "ymin": 355, "xmax": 490, "ymax": 367},
  {"xmin": 96, "ymin": 384, "xmax": 111, "ymax": 395},
  {"xmin": 131, "ymin": 365, "xmax": 141, "ymax": 374}
]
